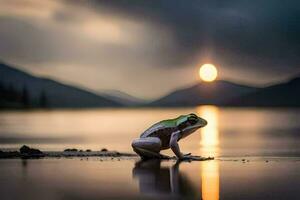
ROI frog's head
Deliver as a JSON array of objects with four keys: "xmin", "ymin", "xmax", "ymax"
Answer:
[{"xmin": 176, "ymin": 113, "xmax": 207, "ymax": 139}]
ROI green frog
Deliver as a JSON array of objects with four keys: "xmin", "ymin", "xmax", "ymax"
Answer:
[{"xmin": 132, "ymin": 113, "xmax": 207, "ymax": 159}]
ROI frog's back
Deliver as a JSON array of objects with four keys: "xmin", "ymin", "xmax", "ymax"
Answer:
[{"xmin": 140, "ymin": 119, "xmax": 178, "ymax": 149}]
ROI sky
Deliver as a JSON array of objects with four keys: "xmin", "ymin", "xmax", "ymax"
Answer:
[{"xmin": 0, "ymin": 0, "xmax": 299, "ymax": 99}]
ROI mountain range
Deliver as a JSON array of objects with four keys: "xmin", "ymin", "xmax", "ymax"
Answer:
[
  {"xmin": 149, "ymin": 77, "xmax": 300, "ymax": 107},
  {"xmin": 99, "ymin": 90, "xmax": 146, "ymax": 106},
  {"xmin": 0, "ymin": 62, "xmax": 121, "ymax": 108},
  {"xmin": 148, "ymin": 80, "xmax": 259, "ymax": 107},
  {"xmin": 226, "ymin": 77, "xmax": 300, "ymax": 107},
  {"xmin": 1, "ymin": 61, "xmax": 300, "ymax": 108}
]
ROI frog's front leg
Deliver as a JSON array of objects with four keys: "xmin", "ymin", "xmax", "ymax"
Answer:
[
  {"xmin": 170, "ymin": 130, "xmax": 191, "ymax": 160},
  {"xmin": 170, "ymin": 130, "xmax": 184, "ymax": 159},
  {"xmin": 132, "ymin": 137, "xmax": 169, "ymax": 159}
]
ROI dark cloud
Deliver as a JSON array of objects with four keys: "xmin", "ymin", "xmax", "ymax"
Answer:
[
  {"xmin": 0, "ymin": 15, "xmax": 170, "ymax": 67},
  {"xmin": 0, "ymin": 0, "xmax": 299, "ymax": 98},
  {"xmin": 79, "ymin": 0, "xmax": 300, "ymax": 71}
]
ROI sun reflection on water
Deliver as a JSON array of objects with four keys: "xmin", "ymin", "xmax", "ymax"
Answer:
[
  {"xmin": 197, "ymin": 105, "xmax": 220, "ymax": 157},
  {"xmin": 197, "ymin": 106, "xmax": 220, "ymax": 200}
]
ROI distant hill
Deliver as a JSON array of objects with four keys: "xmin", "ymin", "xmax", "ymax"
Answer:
[
  {"xmin": 2, "ymin": 61, "xmax": 299, "ymax": 109},
  {"xmin": 227, "ymin": 77, "xmax": 300, "ymax": 107},
  {"xmin": 0, "ymin": 62, "xmax": 122, "ymax": 108},
  {"xmin": 100, "ymin": 90, "xmax": 146, "ymax": 106},
  {"xmin": 148, "ymin": 80, "xmax": 259, "ymax": 107}
]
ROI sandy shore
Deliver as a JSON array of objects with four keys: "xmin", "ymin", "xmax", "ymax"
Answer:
[
  {"xmin": 0, "ymin": 145, "xmax": 215, "ymax": 161},
  {"xmin": 0, "ymin": 145, "xmax": 136, "ymax": 159}
]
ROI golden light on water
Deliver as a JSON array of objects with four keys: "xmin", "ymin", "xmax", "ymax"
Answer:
[
  {"xmin": 199, "ymin": 64, "xmax": 218, "ymax": 82},
  {"xmin": 198, "ymin": 105, "xmax": 220, "ymax": 155},
  {"xmin": 201, "ymin": 161, "xmax": 220, "ymax": 200},
  {"xmin": 197, "ymin": 106, "xmax": 220, "ymax": 200}
]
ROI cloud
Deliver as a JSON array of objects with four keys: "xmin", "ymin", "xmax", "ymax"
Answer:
[
  {"xmin": 0, "ymin": 0, "xmax": 299, "ymax": 98},
  {"xmin": 83, "ymin": 0, "xmax": 300, "ymax": 69},
  {"xmin": 0, "ymin": 1, "xmax": 174, "ymax": 66}
]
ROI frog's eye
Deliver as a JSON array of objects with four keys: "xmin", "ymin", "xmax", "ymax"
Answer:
[{"xmin": 188, "ymin": 116, "xmax": 198, "ymax": 125}]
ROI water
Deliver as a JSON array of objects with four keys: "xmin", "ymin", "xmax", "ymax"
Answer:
[
  {"xmin": 1, "ymin": 158, "xmax": 300, "ymax": 200},
  {"xmin": 1, "ymin": 107, "xmax": 300, "ymax": 200},
  {"xmin": 1, "ymin": 106, "xmax": 300, "ymax": 157}
]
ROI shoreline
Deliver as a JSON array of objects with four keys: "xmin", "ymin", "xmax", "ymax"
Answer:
[
  {"xmin": 0, "ymin": 145, "xmax": 214, "ymax": 161},
  {"xmin": 0, "ymin": 145, "xmax": 136, "ymax": 159},
  {"xmin": 2, "ymin": 145, "xmax": 299, "ymax": 161},
  {"xmin": 0, "ymin": 150, "xmax": 137, "ymax": 159}
]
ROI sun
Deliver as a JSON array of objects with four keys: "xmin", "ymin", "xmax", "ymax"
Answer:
[{"xmin": 199, "ymin": 64, "xmax": 218, "ymax": 82}]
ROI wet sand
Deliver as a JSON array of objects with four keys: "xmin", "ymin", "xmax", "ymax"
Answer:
[{"xmin": 0, "ymin": 156, "xmax": 300, "ymax": 200}]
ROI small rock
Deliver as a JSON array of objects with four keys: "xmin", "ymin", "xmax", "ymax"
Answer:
[
  {"xmin": 266, "ymin": 160, "xmax": 269, "ymax": 163},
  {"xmin": 64, "ymin": 148, "xmax": 78, "ymax": 152},
  {"xmin": 242, "ymin": 159, "xmax": 246, "ymax": 162},
  {"xmin": 101, "ymin": 148, "xmax": 108, "ymax": 152},
  {"xmin": 86, "ymin": 149, "xmax": 91, "ymax": 152},
  {"xmin": 20, "ymin": 145, "xmax": 44, "ymax": 158},
  {"xmin": 79, "ymin": 150, "xmax": 83, "ymax": 152}
]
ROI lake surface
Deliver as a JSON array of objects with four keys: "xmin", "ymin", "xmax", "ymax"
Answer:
[
  {"xmin": 1, "ymin": 158, "xmax": 300, "ymax": 200},
  {"xmin": 1, "ymin": 106, "xmax": 300, "ymax": 157},
  {"xmin": 1, "ymin": 107, "xmax": 300, "ymax": 200}
]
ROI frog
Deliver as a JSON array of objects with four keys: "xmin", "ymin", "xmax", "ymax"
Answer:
[{"xmin": 131, "ymin": 113, "xmax": 207, "ymax": 160}]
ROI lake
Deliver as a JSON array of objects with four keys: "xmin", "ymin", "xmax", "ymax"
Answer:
[
  {"xmin": 1, "ymin": 106, "xmax": 300, "ymax": 157},
  {"xmin": 1, "ymin": 107, "xmax": 300, "ymax": 200}
]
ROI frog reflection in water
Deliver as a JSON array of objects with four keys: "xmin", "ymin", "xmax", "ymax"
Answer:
[
  {"xmin": 132, "ymin": 113, "xmax": 207, "ymax": 159},
  {"xmin": 133, "ymin": 159, "xmax": 198, "ymax": 198}
]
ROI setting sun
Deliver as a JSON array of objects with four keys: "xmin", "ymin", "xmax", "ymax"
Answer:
[{"xmin": 199, "ymin": 64, "xmax": 218, "ymax": 82}]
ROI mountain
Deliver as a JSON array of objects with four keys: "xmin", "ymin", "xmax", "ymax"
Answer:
[
  {"xmin": 0, "ymin": 62, "xmax": 122, "ymax": 108},
  {"xmin": 227, "ymin": 77, "xmax": 300, "ymax": 107},
  {"xmin": 100, "ymin": 90, "xmax": 146, "ymax": 106},
  {"xmin": 148, "ymin": 80, "xmax": 259, "ymax": 107}
]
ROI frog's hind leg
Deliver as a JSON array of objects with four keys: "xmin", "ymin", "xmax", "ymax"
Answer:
[{"xmin": 132, "ymin": 137, "xmax": 166, "ymax": 159}]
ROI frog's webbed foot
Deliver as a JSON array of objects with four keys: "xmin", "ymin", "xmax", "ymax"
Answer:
[
  {"xmin": 132, "ymin": 137, "xmax": 169, "ymax": 159},
  {"xmin": 179, "ymin": 155, "xmax": 214, "ymax": 162}
]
